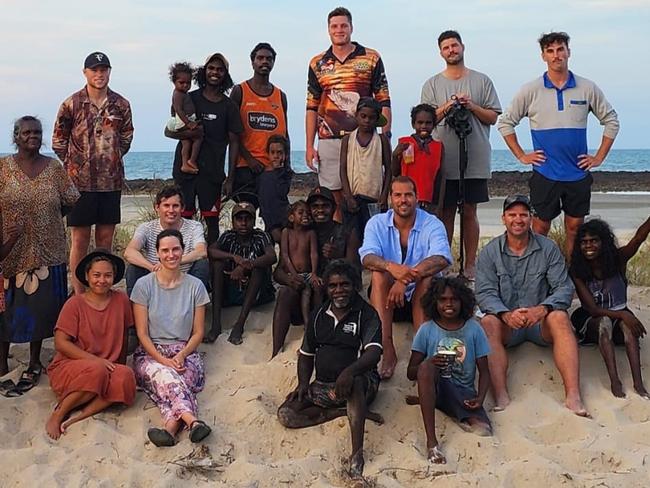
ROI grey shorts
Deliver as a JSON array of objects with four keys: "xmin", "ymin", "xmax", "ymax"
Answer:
[
  {"xmin": 507, "ymin": 323, "xmax": 550, "ymax": 347},
  {"xmin": 317, "ymin": 138, "xmax": 343, "ymax": 190}
]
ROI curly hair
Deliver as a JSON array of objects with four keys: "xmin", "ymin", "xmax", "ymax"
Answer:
[
  {"xmin": 168, "ymin": 61, "xmax": 194, "ymax": 83},
  {"xmin": 538, "ymin": 31, "xmax": 570, "ymax": 51},
  {"xmin": 410, "ymin": 103, "xmax": 437, "ymax": 125},
  {"xmin": 421, "ymin": 277, "xmax": 476, "ymax": 321},
  {"xmin": 570, "ymin": 219, "xmax": 621, "ymax": 281},
  {"xmin": 194, "ymin": 65, "xmax": 234, "ymax": 92},
  {"xmin": 286, "ymin": 200, "xmax": 308, "ymax": 229},
  {"xmin": 323, "ymin": 259, "xmax": 361, "ymax": 291}
]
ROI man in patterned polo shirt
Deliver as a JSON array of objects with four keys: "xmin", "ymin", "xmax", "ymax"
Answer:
[
  {"xmin": 305, "ymin": 6, "xmax": 391, "ymax": 220},
  {"xmin": 53, "ymin": 51, "xmax": 134, "ymax": 295}
]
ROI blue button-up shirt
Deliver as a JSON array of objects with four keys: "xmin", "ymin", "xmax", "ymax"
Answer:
[{"xmin": 359, "ymin": 209, "xmax": 452, "ymax": 299}]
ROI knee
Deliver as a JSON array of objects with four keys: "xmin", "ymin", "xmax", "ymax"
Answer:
[
  {"xmin": 481, "ymin": 314, "xmax": 503, "ymax": 340},
  {"xmin": 416, "ymin": 360, "xmax": 436, "ymax": 382},
  {"xmin": 546, "ymin": 310, "xmax": 572, "ymax": 331}
]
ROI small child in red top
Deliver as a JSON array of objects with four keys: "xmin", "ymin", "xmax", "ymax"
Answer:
[
  {"xmin": 392, "ymin": 104, "xmax": 444, "ymax": 214},
  {"xmin": 280, "ymin": 201, "xmax": 322, "ymax": 327}
]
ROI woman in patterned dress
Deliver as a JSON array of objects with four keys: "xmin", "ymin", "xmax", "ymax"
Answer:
[
  {"xmin": 0, "ymin": 116, "xmax": 79, "ymax": 394},
  {"xmin": 131, "ymin": 229, "xmax": 212, "ymax": 446}
]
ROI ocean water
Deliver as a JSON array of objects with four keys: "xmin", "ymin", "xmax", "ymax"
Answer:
[
  {"xmin": 120, "ymin": 149, "xmax": 650, "ymax": 180},
  {"xmin": 5, "ymin": 149, "xmax": 649, "ymax": 180}
]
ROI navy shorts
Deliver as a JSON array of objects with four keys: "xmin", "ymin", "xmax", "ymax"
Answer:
[
  {"xmin": 67, "ymin": 191, "xmax": 121, "ymax": 226},
  {"xmin": 258, "ymin": 168, "xmax": 291, "ymax": 231},
  {"xmin": 176, "ymin": 176, "xmax": 222, "ymax": 219},
  {"xmin": 436, "ymin": 377, "xmax": 490, "ymax": 425},
  {"xmin": 529, "ymin": 171, "xmax": 592, "ymax": 221},
  {"xmin": 443, "ymin": 179, "xmax": 489, "ymax": 208}
]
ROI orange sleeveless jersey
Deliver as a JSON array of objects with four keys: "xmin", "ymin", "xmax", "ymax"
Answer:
[
  {"xmin": 236, "ymin": 82, "xmax": 287, "ymax": 168},
  {"xmin": 399, "ymin": 136, "xmax": 443, "ymax": 203}
]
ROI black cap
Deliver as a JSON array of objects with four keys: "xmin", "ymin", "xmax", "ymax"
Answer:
[
  {"xmin": 84, "ymin": 52, "xmax": 111, "ymax": 69},
  {"xmin": 307, "ymin": 186, "xmax": 336, "ymax": 205},
  {"xmin": 75, "ymin": 249, "xmax": 125, "ymax": 287},
  {"xmin": 503, "ymin": 194, "xmax": 531, "ymax": 212}
]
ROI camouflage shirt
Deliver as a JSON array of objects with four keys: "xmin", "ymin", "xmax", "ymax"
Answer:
[{"xmin": 52, "ymin": 87, "xmax": 134, "ymax": 192}]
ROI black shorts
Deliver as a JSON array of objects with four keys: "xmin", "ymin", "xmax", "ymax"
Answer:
[
  {"xmin": 443, "ymin": 179, "xmax": 489, "ymax": 208},
  {"xmin": 570, "ymin": 307, "xmax": 625, "ymax": 345},
  {"xmin": 258, "ymin": 169, "xmax": 291, "ymax": 231},
  {"xmin": 308, "ymin": 369, "xmax": 380, "ymax": 409},
  {"xmin": 232, "ymin": 167, "xmax": 259, "ymax": 208},
  {"xmin": 67, "ymin": 191, "xmax": 121, "ymax": 227},
  {"xmin": 176, "ymin": 176, "xmax": 222, "ymax": 219},
  {"xmin": 529, "ymin": 171, "xmax": 592, "ymax": 221}
]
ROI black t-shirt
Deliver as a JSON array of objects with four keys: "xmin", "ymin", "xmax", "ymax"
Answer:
[
  {"xmin": 300, "ymin": 294, "xmax": 382, "ymax": 383},
  {"xmin": 173, "ymin": 90, "xmax": 243, "ymax": 184},
  {"xmin": 315, "ymin": 221, "xmax": 347, "ymax": 274}
]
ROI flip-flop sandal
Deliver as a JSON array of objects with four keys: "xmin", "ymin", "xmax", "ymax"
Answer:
[
  {"xmin": 189, "ymin": 420, "xmax": 212, "ymax": 443},
  {"xmin": 147, "ymin": 427, "xmax": 176, "ymax": 447},
  {"xmin": 427, "ymin": 445, "xmax": 447, "ymax": 464},
  {"xmin": 0, "ymin": 379, "xmax": 22, "ymax": 398},
  {"xmin": 14, "ymin": 365, "xmax": 42, "ymax": 393}
]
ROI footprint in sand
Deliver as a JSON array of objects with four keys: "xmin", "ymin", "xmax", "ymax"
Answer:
[
  {"xmin": 615, "ymin": 402, "xmax": 650, "ymax": 424},
  {"xmin": 524, "ymin": 416, "xmax": 590, "ymax": 445}
]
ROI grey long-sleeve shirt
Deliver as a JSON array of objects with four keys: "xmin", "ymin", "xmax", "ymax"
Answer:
[{"xmin": 475, "ymin": 231, "xmax": 574, "ymax": 314}]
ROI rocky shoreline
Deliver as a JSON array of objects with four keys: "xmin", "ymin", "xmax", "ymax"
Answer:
[{"xmin": 124, "ymin": 171, "xmax": 650, "ymax": 197}]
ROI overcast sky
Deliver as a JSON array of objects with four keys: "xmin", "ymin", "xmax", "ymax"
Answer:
[{"xmin": 1, "ymin": 0, "xmax": 648, "ymax": 152}]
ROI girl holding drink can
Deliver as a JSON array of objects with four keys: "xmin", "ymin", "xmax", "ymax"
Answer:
[{"xmin": 406, "ymin": 277, "xmax": 492, "ymax": 464}]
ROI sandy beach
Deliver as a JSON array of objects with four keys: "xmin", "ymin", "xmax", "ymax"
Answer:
[{"xmin": 2, "ymin": 197, "xmax": 650, "ymax": 487}]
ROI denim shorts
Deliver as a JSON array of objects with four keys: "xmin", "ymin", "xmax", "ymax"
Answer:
[{"xmin": 507, "ymin": 323, "xmax": 550, "ymax": 347}]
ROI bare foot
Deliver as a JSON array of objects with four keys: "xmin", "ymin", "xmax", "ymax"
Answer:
[
  {"xmin": 634, "ymin": 383, "xmax": 650, "ymax": 399},
  {"xmin": 45, "ymin": 411, "xmax": 65, "ymax": 440},
  {"xmin": 427, "ymin": 444, "xmax": 446, "ymax": 464},
  {"xmin": 379, "ymin": 349, "xmax": 397, "ymax": 379},
  {"xmin": 566, "ymin": 396, "xmax": 591, "ymax": 418},
  {"xmin": 228, "ymin": 326, "xmax": 243, "ymax": 346},
  {"xmin": 610, "ymin": 379, "xmax": 626, "ymax": 398},
  {"xmin": 492, "ymin": 394, "xmax": 510, "ymax": 412},
  {"xmin": 460, "ymin": 418, "xmax": 492, "ymax": 436},
  {"xmin": 348, "ymin": 449, "xmax": 365, "ymax": 479},
  {"xmin": 367, "ymin": 410, "xmax": 384, "ymax": 425},
  {"xmin": 405, "ymin": 394, "xmax": 419, "ymax": 405},
  {"xmin": 180, "ymin": 162, "xmax": 199, "ymax": 174}
]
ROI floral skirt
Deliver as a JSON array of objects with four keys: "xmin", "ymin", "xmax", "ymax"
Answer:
[
  {"xmin": 133, "ymin": 342, "xmax": 205, "ymax": 424},
  {"xmin": 0, "ymin": 264, "xmax": 68, "ymax": 343}
]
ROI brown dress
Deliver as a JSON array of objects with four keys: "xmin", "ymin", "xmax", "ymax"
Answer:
[{"xmin": 47, "ymin": 291, "xmax": 136, "ymax": 405}]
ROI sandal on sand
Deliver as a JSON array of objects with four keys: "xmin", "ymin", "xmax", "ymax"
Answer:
[
  {"xmin": 14, "ymin": 365, "xmax": 42, "ymax": 393},
  {"xmin": 0, "ymin": 379, "xmax": 22, "ymax": 398},
  {"xmin": 147, "ymin": 427, "xmax": 176, "ymax": 447},
  {"xmin": 428, "ymin": 445, "xmax": 446, "ymax": 464},
  {"xmin": 189, "ymin": 420, "xmax": 212, "ymax": 443}
]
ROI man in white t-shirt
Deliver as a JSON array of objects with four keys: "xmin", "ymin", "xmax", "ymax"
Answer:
[{"xmin": 124, "ymin": 185, "xmax": 209, "ymax": 295}]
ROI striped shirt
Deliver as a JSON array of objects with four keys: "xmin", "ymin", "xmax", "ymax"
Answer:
[{"xmin": 131, "ymin": 218, "xmax": 205, "ymax": 273}]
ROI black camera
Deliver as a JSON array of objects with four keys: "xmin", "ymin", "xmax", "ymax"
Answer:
[{"xmin": 444, "ymin": 96, "xmax": 472, "ymax": 138}]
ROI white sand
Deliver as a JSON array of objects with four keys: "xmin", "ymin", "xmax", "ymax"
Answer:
[
  {"xmin": 2, "ymin": 199, "xmax": 650, "ymax": 487},
  {"xmin": 2, "ymin": 288, "xmax": 650, "ymax": 487}
]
